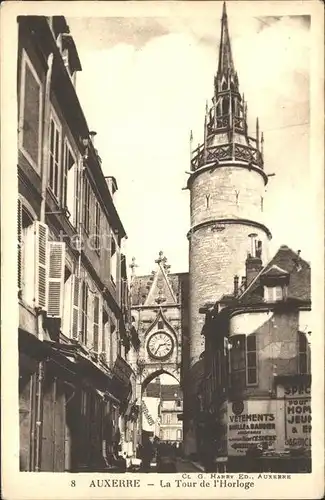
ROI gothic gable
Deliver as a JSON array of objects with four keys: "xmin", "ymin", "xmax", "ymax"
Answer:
[{"xmin": 144, "ymin": 252, "xmax": 177, "ymax": 306}]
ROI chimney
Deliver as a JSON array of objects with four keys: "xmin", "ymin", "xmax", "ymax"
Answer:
[
  {"xmin": 240, "ymin": 276, "xmax": 247, "ymax": 292},
  {"xmin": 245, "ymin": 234, "xmax": 263, "ymax": 286},
  {"xmin": 89, "ymin": 130, "xmax": 97, "ymax": 145},
  {"xmin": 293, "ymin": 249, "xmax": 302, "ymax": 272},
  {"xmin": 105, "ymin": 176, "xmax": 118, "ymax": 198},
  {"xmin": 89, "ymin": 131, "xmax": 103, "ymax": 163},
  {"xmin": 234, "ymin": 275, "xmax": 239, "ymax": 297},
  {"xmin": 256, "ymin": 240, "xmax": 262, "ymax": 259},
  {"xmin": 245, "ymin": 255, "xmax": 262, "ymax": 287},
  {"xmin": 246, "ymin": 252, "xmax": 262, "ymax": 287}
]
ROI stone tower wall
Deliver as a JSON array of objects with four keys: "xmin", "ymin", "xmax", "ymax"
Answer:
[
  {"xmin": 188, "ymin": 165, "xmax": 270, "ymax": 367},
  {"xmin": 190, "ymin": 165, "xmax": 266, "ymax": 228}
]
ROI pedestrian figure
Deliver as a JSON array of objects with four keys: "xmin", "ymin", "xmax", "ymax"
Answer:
[{"xmin": 140, "ymin": 437, "xmax": 155, "ymax": 472}]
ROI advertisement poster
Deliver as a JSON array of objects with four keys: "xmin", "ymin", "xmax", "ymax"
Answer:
[
  {"xmin": 284, "ymin": 383, "xmax": 311, "ymax": 450},
  {"xmin": 227, "ymin": 400, "xmax": 277, "ymax": 456},
  {"xmin": 142, "ymin": 397, "xmax": 160, "ymax": 435}
]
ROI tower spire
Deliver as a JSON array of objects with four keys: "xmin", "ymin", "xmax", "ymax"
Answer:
[
  {"xmin": 188, "ymin": 2, "xmax": 267, "ymax": 173},
  {"xmin": 217, "ymin": 2, "xmax": 235, "ymax": 81}
]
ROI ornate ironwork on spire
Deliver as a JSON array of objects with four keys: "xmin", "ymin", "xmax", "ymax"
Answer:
[{"xmin": 189, "ymin": 2, "xmax": 266, "ymax": 182}]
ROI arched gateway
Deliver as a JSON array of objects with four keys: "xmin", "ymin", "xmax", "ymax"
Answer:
[{"xmin": 130, "ymin": 252, "xmax": 188, "ymax": 442}]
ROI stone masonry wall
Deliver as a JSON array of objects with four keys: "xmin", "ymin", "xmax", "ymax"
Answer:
[
  {"xmin": 188, "ymin": 164, "xmax": 270, "ymax": 367},
  {"xmin": 189, "ymin": 221, "xmax": 269, "ymax": 367},
  {"xmin": 190, "ymin": 165, "xmax": 266, "ymax": 228}
]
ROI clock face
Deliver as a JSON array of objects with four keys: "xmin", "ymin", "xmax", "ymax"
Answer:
[{"xmin": 147, "ymin": 332, "xmax": 174, "ymax": 359}]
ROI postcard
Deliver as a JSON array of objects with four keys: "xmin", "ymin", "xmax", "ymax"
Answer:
[{"xmin": 1, "ymin": 1, "xmax": 324, "ymax": 499}]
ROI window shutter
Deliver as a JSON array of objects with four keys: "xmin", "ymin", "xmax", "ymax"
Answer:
[
  {"xmin": 275, "ymin": 286, "xmax": 283, "ymax": 301},
  {"xmin": 18, "ymin": 199, "xmax": 22, "ymax": 290},
  {"xmin": 47, "ymin": 241, "xmax": 65, "ymax": 317},
  {"xmin": 62, "ymin": 140, "xmax": 68, "ymax": 210},
  {"xmin": 66, "ymin": 161, "xmax": 75, "ymax": 222},
  {"xmin": 81, "ymin": 280, "xmax": 89, "ymax": 344},
  {"xmin": 93, "ymin": 295, "xmax": 100, "ymax": 353},
  {"xmin": 34, "ymin": 221, "xmax": 49, "ymax": 310},
  {"xmin": 264, "ymin": 286, "xmax": 273, "ymax": 302},
  {"xmin": 102, "ymin": 221, "xmax": 110, "ymax": 286},
  {"xmin": 71, "ymin": 275, "xmax": 80, "ymax": 339},
  {"xmin": 89, "ymin": 190, "xmax": 94, "ymax": 236},
  {"xmin": 74, "ymin": 159, "xmax": 81, "ymax": 228}
]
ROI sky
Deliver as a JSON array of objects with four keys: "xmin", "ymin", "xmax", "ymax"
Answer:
[{"xmin": 67, "ymin": 6, "xmax": 311, "ymax": 276}]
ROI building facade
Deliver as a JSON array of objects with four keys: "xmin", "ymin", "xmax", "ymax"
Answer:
[
  {"xmin": 201, "ymin": 245, "xmax": 311, "ymax": 472},
  {"xmin": 184, "ymin": 2, "xmax": 271, "ymax": 457},
  {"xmin": 18, "ymin": 15, "xmax": 139, "ymax": 472}
]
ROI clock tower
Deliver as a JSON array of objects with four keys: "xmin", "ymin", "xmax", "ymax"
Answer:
[
  {"xmin": 130, "ymin": 252, "xmax": 186, "ymax": 431},
  {"xmin": 184, "ymin": 2, "xmax": 272, "ymax": 455}
]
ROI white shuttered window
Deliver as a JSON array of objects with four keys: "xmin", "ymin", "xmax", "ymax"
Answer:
[
  {"xmin": 34, "ymin": 221, "xmax": 49, "ymax": 311},
  {"xmin": 47, "ymin": 242, "xmax": 65, "ymax": 317},
  {"xmin": 93, "ymin": 296, "xmax": 100, "ymax": 353},
  {"xmin": 71, "ymin": 275, "xmax": 80, "ymax": 339}
]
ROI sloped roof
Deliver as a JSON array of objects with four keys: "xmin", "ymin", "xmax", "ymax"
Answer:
[
  {"xmin": 263, "ymin": 264, "xmax": 289, "ymax": 277},
  {"xmin": 144, "ymin": 261, "xmax": 177, "ymax": 306},
  {"xmin": 240, "ymin": 245, "xmax": 311, "ymax": 303},
  {"xmin": 131, "ymin": 271, "xmax": 182, "ymax": 306}
]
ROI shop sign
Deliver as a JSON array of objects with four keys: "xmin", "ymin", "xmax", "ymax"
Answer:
[
  {"xmin": 227, "ymin": 400, "xmax": 277, "ymax": 456},
  {"xmin": 142, "ymin": 399, "xmax": 155, "ymax": 427},
  {"xmin": 284, "ymin": 383, "xmax": 311, "ymax": 450},
  {"xmin": 142, "ymin": 397, "xmax": 160, "ymax": 434}
]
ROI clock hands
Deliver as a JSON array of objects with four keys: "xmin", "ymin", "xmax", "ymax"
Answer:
[
  {"xmin": 154, "ymin": 343, "xmax": 164, "ymax": 355},
  {"xmin": 148, "ymin": 333, "xmax": 173, "ymax": 358}
]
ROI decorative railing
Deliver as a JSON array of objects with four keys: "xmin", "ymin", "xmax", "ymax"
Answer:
[
  {"xmin": 234, "ymin": 116, "xmax": 245, "ymax": 131},
  {"xmin": 191, "ymin": 142, "xmax": 264, "ymax": 171},
  {"xmin": 216, "ymin": 116, "xmax": 229, "ymax": 129},
  {"xmin": 207, "ymin": 115, "xmax": 246, "ymax": 134}
]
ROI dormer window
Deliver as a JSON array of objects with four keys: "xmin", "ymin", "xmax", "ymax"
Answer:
[
  {"xmin": 261, "ymin": 264, "xmax": 290, "ymax": 301},
  {"xmin": 264, "ymin": 285, "xmax": 284, "ymax": 302}
]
